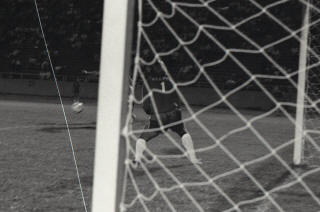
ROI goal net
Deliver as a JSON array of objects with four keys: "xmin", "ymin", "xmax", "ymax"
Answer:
[
  {"xmin": 95, "ymin": 0, "xmax": 320, "ymax": 211},
  {"xmin": 304, "ymin": 0, "xmax": 320, "ymax": 165}
]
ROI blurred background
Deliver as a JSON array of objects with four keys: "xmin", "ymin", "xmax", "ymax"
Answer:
[{"xmin": 0, "ymin": 0, "xmax": 103, "ymax": 82}]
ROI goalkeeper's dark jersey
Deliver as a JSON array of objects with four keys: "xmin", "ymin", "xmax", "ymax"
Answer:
[{"xmin": 142, "ymin": 76, "xmax": 180, "ymax": 115}]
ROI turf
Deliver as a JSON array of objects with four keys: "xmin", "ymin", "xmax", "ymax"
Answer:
[
  {"xmin": 1, "ymin": 95, "xmax": 320, "ymax": 212},
  {"xmin": 123, "ymin": 106, "xmax": 320, "ymax": 212},
  {"xmin": 0, "ymin": 96, "xmax": 96, "ymax": 212}
]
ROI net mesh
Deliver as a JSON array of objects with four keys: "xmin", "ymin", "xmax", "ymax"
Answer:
[
  {"xmin": 305, "ymin": 0, "xmax": 320, "ymax": 164},
  {"xmin": 121, "ymin": 0, "xmax": 320, "ymax": 211}
]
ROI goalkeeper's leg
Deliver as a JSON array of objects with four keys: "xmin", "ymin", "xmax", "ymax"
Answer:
[
  {"xmin": 169, "ymin": 109, "xmax": 202, "ymax": 164},
  {"xmin": 134, "ymin": 118, "xmax": 161, "ymax": 166},
  {"xmin": 181, "ymin": 133, "xmax": 202, "ymax": 165},
  {"xmin": 136, "ymin": 130, "xmax": 202, "ymax": 165},
  {"xmin": 135, "ymin": 111, "xmax": 202, "ymax": 166},
  {"xmin": 134, "ymin": 138, "xmax": 146, "ymax": 164}
]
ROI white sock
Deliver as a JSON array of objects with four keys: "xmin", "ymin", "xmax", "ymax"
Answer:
[
  {"xmin": 135, "ymin": 138, "xmax": 146, "ymax": 162},
  {"xmin": 181, "ymin": 133, "xmax": 198, "ymax": 161}
]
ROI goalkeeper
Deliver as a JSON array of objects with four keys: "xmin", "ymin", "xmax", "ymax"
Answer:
[{"xmin": 134, "ymin": 69, "xmax": 201, "ymax": 165}]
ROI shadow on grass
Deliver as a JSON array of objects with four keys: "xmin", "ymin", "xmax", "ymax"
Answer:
[
  {"xmin": 161, "ymin": 147, "xmax": 183, "ymax": 155},
  {"xmin": 132, "ymin": 164, "xmax": 186, "ymax": 177},
  {"xmin": 38, "ymin": 123, "xmax": 96, "ymax": 133}
]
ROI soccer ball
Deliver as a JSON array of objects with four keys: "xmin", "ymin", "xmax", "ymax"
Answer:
[{"xmin": 71, "ymin": 102, "xmax": 84, "ymax": 113}]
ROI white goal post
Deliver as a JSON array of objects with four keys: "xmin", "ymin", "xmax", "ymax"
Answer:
[
  {"xmin": 294, "ymin": 0, "xmax": 311, "ymax": 166},
  {"xmin": 91, "ymin": 0, "xmax": 135, "ymax": 211}
]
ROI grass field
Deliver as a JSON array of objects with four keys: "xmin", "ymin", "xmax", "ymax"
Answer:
[
  {"xmin": 1, "ymin": 94, "xmax": 320, "ymax": 212},
  {"xmin": 123, "ymin": 106, "xmax": 320, "ymax": 212},
  {"xmin": 0, "ymin": 95, "xmax": 96, "ymax": 212}
]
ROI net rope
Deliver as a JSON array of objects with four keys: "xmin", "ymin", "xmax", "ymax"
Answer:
[
  {"xmin": 304, "ymin": 0, "xmax": 320, "ymax": 162},
  {"xmin": 121, "ymin": 0, "xmax": 320, "ymax": 211}
]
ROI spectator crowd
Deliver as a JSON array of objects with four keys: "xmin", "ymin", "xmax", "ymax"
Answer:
[{"xmin": 0, "ymin": 0, "xmax": 103, "ymax": 79}]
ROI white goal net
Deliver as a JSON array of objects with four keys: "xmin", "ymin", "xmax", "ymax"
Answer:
[
  {"xmin": 117, "ymin": 0, "xmax": 320, "ymax": 211},
  {"xmin": 304, "ymin": 0, "xmax": 320, "ymax": 165}
]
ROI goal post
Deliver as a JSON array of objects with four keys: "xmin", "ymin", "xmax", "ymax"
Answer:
[
  {"xmin": 294, "ymin": 0, "xmax": 311, "ymax": 166},
  {"xmin": 91, "ymin": 0, "xmax": 135, "ymax": 211}
]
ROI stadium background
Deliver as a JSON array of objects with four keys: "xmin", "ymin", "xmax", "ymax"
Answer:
[
  {"xmin": 0, "ymin": 0, "xmax": 103, "ymax": 98},
  {"xmin": 131, "ymin": 1, "xmax": 303, "ymax": 111},
  {"xmin": 0, "ymin": 1, "xmax": 302, "ymax": 110}
]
